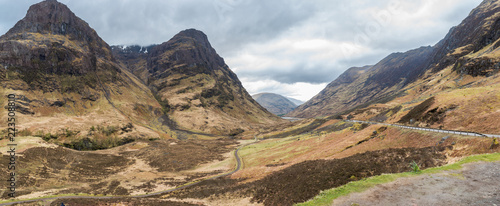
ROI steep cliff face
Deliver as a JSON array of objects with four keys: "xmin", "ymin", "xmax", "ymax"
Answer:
[
  {"xmin": 430, "ymin": 0, "xmax": 500, "ymax": 75},
  {"xmin": 0, "ymin": 0, "xmax": 167, "ymax": 137},
  {"xmin": 111, "ymin": 45, "xmax": 157, "ymax": 82},
  {"xmin": 291, "ymin": 0, "xmax": 500, "ymax": 119},
  {"xmin": 113, "ymin": 29, "xmax": 282, "ymax": 135},
  {"xmin": 252, "ymin": 93, "xmax": 298, "ymax": 115},
  {"xmin": 0, "ymin": 0, "xmax": 117, "ymax": 91}
]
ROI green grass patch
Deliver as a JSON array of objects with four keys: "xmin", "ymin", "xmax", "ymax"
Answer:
[
  {"xmin": 239, "ymin": 128, "xmax": 335, "ymax": 167},
  {"xmin": 296, "ymin": 152, "xmax": 500, "ymax": 206},
  {"xmin": 263, "ymin": 119, "xmax": 327, "ymax": 139}
]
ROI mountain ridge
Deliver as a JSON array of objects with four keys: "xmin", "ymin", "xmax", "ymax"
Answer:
[
  {"xmin": 112, "ymin": 28, "xmax": 282, "ymax": 135},
  {"xmin": 0, "ymin": 0, "xmax": 172, "ymax": 140},
  {"xmin": 252, "ymin": 93, "xmax": 297, "ymax": 115},
  {"xmin": 0, "ymin": 0, "xmax": 279, "ymax": 138},
  {"xmin": 286, "ymin": 96, "xmax": 304, "ymax": 106},
  {"xmin": 290, "ymin": 0, "xmax": 500, "ymax": 119}
]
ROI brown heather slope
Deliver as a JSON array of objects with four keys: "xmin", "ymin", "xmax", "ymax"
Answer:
[
  {"xmin": 162, "ymin": 119, "xmax": 500, "ymax": 206},
  {"xmin": 0, "ymin": 136, "xmax": 237, "ymax": 200},
  {"xmin": 0, "ymin": 0, "xmax": 170, "ymax": 139},
  {"xmin": 112, "ymin": 29, "xmax": 282, "ymax": 135},
  {"xmin": 290, "ymin": 0, "xmax": 500, "ymax": 121}
]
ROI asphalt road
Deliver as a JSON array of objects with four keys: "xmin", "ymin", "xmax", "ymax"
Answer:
[
  {"xmin": 0, "ymin": 142, "xmax": 250, "ymax": 205},
  {"xmin": 346, "ymin": 120, "xmax": 500, "ymax": 138}
]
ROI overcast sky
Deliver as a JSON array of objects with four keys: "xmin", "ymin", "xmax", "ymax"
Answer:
[{"xmin": 0, "ymin": 0, "xmax": 483, "ymax": 101}]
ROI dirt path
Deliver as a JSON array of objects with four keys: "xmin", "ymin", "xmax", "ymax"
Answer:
[{"xmin": 333, "ymin": 161, "xmax": 500, "ymax": 206}]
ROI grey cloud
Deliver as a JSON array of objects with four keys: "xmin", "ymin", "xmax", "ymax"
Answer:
[
  {"xmin": 238, "ymin": 63, "xmax": 342, "ymax": 84},
  {"xmin": 57, "ymin": 0, "xmax": 317, "ymax": 55}
]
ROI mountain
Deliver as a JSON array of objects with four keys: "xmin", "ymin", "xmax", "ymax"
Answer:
[
  {"xmin": 290, "ymin": 46, "xmax": 433, "ymax": 118},
  {"xmin": 0, "ymin": 0, "xmax": 280, "ymax": 137},
  {"xmin": 290, "ymin": 0, "xmax": 500, "ymax": 119},
  {"xmin": 0, "ymin": 0, "xmax": 176, "ymax": 139},
  {"xmin": 112, "ymin": 29, "xmax": 281, "ymax": 135},
  {"xmin": 286, "ymin": 97, "xmax": 304, "ymax": 106},
  {"xmin": 289, "ymin": 0, "xmax": 500, "ymax": 134},
  {"xmin": 288, "ymin": 65, "xmax": 372, "ymax": 117},
  {"xmin": 252, "ymin": 93, "xmax": 298, "ymax": 115}
]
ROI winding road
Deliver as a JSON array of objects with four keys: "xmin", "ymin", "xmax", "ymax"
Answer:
[
  {"xmin": 0, "ymin": 142, "xmax": 251, "ymax": 205},
  {"xmin": 3, "ymin": 120, "xmax": 497, "ymax": 205}
]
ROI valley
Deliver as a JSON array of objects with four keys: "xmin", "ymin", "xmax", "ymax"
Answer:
[
  {"xmin": 1, "ymin": 119, "xmax": 498, "ymax": 205},
  {"xmin": 0, "ymin": 0, "xmax": 499, "ymax": 206}
]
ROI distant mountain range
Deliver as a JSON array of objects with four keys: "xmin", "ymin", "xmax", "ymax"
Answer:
[
  {"xmin": 286, "ymin": 97, "xmax": 304, "ymax": 106},
  {"xmin": 252, "ymin": 93, "xmax": 301, "ymax": 116}
]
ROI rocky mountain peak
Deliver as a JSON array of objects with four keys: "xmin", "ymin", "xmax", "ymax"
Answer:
[
  {"xmin": 0, "ymin": 0, "xmax": 117, "ymax": 90},
  {"xmin": 172, "ymin": 28, "xmax": 212, "ymax": 49},
  {"xmin": 112, "ymin": 28, "xmax": 281, "ymax": 134},
  {"xmin": 429, "ymin": 0, "xmax": 500, "ymax": 73},
  {"xmin": 25, "ymin": 0, "xmax": 72, "ymax": 22},
  {"xmin": 148, "ymin": 29, "xmax": 227, "ymax": 76},
  {"xmin": 3, "ymin": 0, "xmax": 112, "ymax": 60},
  {"xmin": 6, "ymin": 0, "xmax": 87, "ymax": 36}
]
